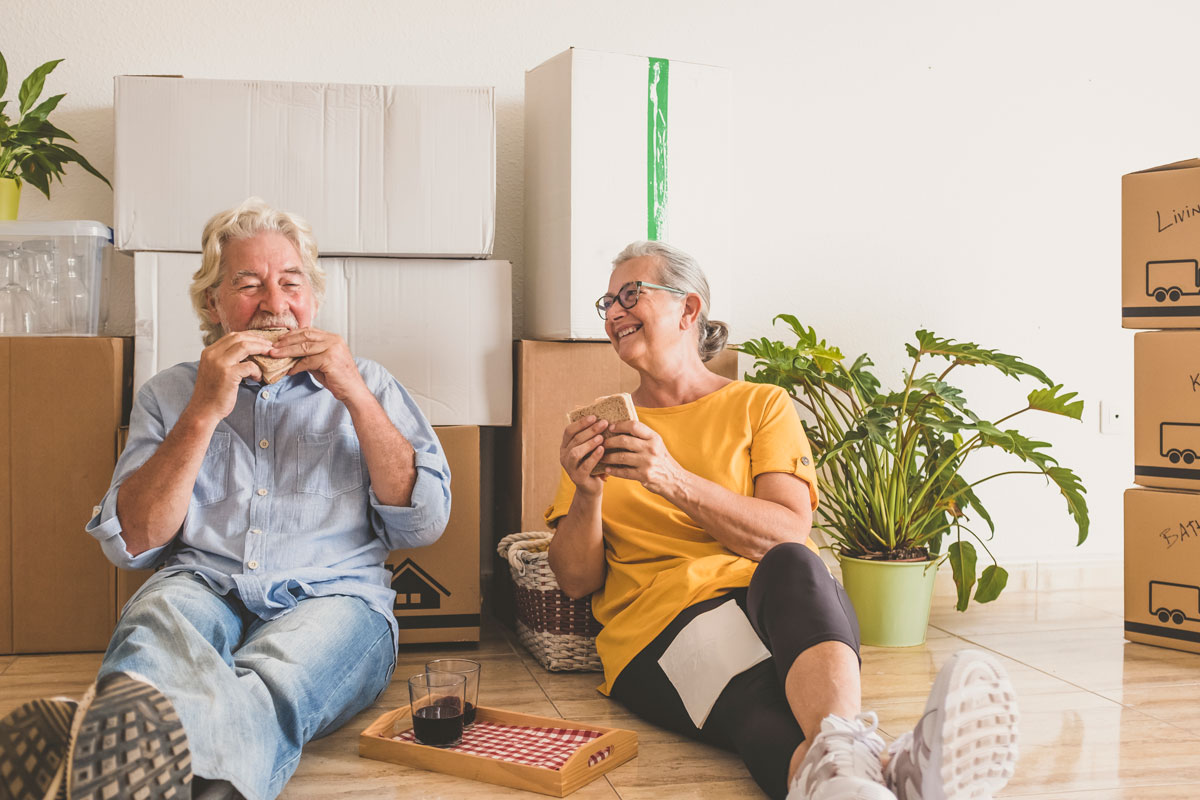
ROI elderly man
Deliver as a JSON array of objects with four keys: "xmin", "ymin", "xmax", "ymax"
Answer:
[{"xmin": 0, "ymin": 197, "xmax": 452, "ymax": 800}]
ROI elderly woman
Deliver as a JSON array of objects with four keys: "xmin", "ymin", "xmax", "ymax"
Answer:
[{"xmin": 547, "ymin": 241, "xmax": 1018, "ymax": 800}]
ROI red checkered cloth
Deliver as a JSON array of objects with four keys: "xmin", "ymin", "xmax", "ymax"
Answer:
[{"xmin": 394, "ymin": 720, "xmax": 609, "ymax": 770}]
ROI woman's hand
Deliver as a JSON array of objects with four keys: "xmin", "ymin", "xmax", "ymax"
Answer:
[
  {"xmin": 601, "ymin": 420, "xmax": 686, "ymax": 497},
  {"xmin": 560, "ymin": 416, "xmax": 610, "ymax": 497}
]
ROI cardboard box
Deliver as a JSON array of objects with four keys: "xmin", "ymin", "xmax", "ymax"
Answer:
[
  {"xmin": 115, "ymin": 76, "xmax": 496, "ymax": 257},
  {"xmin": 2, "ymin": 338, "xmax": 132, "ymax": 653},
  {"xmin": 1122, "ymin": 159, "xmax": 1200, "ymax": 329},
  {"xmin": 1132, "ymin": 331, "xmax": 1200, "ymax": 490},
  {"xmin": 0, "ymin": 342, "xmax": 11, "ymax": 653},
  {"xmin": 133, "ymin": 253, "xmax": 512, "ymax": 426},
  {"xmin": 523, "ymin": 48, "xmax": 732, "ymax": 340},
  {"xmin": 388, "ymin": 425, "xmax": 482, "ymax": 644},
  {"xmin": 1124, "ymin": 487, "xmax": 1200, "ymax": 654},
  {"xmin": 498, "ymin": 340, "xmax": 739, "ymax": 536}
]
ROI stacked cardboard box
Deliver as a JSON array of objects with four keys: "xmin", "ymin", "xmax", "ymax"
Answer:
[
  {"xmin": 114, "ymin": 75, "xmax": 507, "ymax": 644},
  {"xmin": 1123, "ymin": 160, "xmax": 1200, "ymax": 655},
  {"xmin": 492, "ymin": 49, "xmax": 735, "ymax": 621}
]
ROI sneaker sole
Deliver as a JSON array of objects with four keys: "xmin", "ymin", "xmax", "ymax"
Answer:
[
  {"xmin": 0, "ymin": 698, "xmax": 75, "ymax": 800},
  {"xmin": 68, "ymin": 674, "xmax": 192, "ymax": 800},
  {"xmin": 930, "ymin": 650, "xmax": 1020, "ymax": 800}
]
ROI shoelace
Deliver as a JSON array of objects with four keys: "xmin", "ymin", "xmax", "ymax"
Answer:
[{"xmin": 805, "ymin": 711, "xmax": 888, "ymax": 787}]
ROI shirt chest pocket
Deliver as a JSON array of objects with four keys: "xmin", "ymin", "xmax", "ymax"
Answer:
[
  {"xmin": 193, "ymin": 431, "xmax": 231, "ymax": 506},
  {"xmin": 298, "ymin": 429, "xmax": 364, "ymax": 498}
]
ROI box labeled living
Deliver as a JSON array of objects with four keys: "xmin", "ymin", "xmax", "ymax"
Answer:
[
  {"xmin": 114, "ymin": 76, "xmax": 495, "ymax": 257},
  {"xmin": 1122, "ymin": 159, "xmax": 1200, "ymax": 329},
  {"xmin": 2, "ymin": 337, "xmax": 132, "ymax": 654},
  {"xmin": 1124, "ymin": 487, "xmax": 1200, "ymax": 655},
  {"xmin": 1133, "ymin": 331, "xmax": 1200, "ymax": 490},
  {"xmin": 133, "ymin": 253, "xmax": 512, "ymax": 426},
  {"xmin": 523, "ymin": 48, "xmax": 732, "ymax": 340},
  {"xmin": 388, "ymin": 426, "xmax": 481, "ymax": 645}
]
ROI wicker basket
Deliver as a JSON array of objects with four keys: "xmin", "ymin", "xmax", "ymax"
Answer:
[{"xmin": 498, "ymin": 531, "xmax": 603, "ymax": 672}]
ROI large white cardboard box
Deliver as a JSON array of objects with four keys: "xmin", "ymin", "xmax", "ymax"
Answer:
[
  {"xmin": 115, "ymin": 77, "xmax": 496, "ymax": 257},
  {"xmin": 524, "ymin": 48, "xmax": 732, "ymax": 340},
  {"xmin": 134, "ymin": 253, "xmax": 511, "ymax": 425}
]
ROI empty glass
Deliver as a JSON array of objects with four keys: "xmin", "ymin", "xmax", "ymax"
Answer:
[{"xmin": 0, "ymin": 248, "xmax": 35, "ymax": 335}]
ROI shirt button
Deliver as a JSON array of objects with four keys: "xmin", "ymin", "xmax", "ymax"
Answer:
[
  {"xmin": 250, "ymin": 528, "xmax": 262, "ymax": 535},
  {"xmin": 257, "ymin": 488, "xmax": 268, "ymax": 496},
  {"xmin": 247, "ymin": 560, "xmax": 259, "ymax": 570},
  {"xmin": 801, "ymin": 456, "xmax": 811, "ymax": 466},
  {"xmin": 259, "ymin": 439, "xmax": 270, "ymax": 449},
  {"xmin": 260, "ymin": 390, "xmax": 270, "ymax": 399}
]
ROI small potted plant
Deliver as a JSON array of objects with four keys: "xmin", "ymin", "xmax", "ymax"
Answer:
[
  {"xmin": 0, "ymin": 50, "xmax": 110, "ymax": 219},
  {"xmin": 737, "ymin": 315, "xmax": 1089, "ymax": 645}
]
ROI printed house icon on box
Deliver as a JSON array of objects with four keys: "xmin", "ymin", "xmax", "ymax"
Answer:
[{"xmin": 389, "ymin": 559, "xmax": 451, "ymax": 611}]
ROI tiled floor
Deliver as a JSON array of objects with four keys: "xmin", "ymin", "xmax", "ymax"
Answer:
[{"xmin": 3, "ymin": 586, "xmax": 1200, "ymax": 798}]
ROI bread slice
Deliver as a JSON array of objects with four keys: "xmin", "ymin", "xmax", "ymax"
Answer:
[
  {"xmin": 245, "ymin": 327, "xmax": 297, "ymax": 384},
  {"xmin": 567, "ymin": 393, "xmax": 639, "ymax": 476}
]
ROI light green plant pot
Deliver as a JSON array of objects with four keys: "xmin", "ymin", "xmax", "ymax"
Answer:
[
  {"xmin": 0, "ymin": 178, "xmax": 17, "ymax": 220},
  {"xmin": 838, "ymin": 554, "xmax": 938, "ymax": 647}
]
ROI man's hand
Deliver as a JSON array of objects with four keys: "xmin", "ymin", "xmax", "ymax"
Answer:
[
  {"xmin": 271, "ymin": 328, "xmax": 368, "ymax": 402},
  {"xmin": 186, "ymin": 331, "xmax": 270, "ymax": 426}
]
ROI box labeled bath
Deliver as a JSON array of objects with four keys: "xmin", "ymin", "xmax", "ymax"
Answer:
[{"xmin": 1124, "ymin": 487, "xmax": 1200, "ymax": 655}]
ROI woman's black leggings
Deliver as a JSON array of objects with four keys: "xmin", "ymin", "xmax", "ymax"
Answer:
[{"xmin": 609, "ymin": 542, "xmax": 861, "ymax": 800}]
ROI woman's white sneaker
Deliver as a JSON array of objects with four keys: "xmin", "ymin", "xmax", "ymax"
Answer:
[
  {"xmin": 884, "ymin": 649, "xmax": 1019, "ymax": 800},
  {"xmin": 787, "ymin": 712, "xmax": 897, "ymax": 800}
]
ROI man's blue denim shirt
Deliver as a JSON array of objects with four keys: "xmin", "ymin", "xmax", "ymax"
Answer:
[{"xmin": 86, "ymin": 357, "xmax": 452, "ymax": 648}]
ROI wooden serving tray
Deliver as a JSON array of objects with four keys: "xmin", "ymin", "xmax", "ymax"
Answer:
[{"xmin": 359, "ymin": 704, "xmax": 637, "ymax": 797}]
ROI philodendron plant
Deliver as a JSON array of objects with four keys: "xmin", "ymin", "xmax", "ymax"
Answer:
[
  {"xmin": 0, "ymin": 50, "xmax": 110, "ymax": 198},
  {"xmin": 737, "ymin": 315, "xmax": 1089, "ymax": 611}
]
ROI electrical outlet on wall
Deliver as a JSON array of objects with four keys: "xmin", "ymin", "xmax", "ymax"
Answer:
[{"xmin": 1100, "ymin": 400, "xmax": 1128, "ymax": 435}]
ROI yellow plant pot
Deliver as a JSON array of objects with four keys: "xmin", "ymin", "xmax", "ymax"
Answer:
[
  {"xmin": 0, "ymin": 178, "xmax": 18, "ymax": 220},
  {"xmin": 838, "ymin": 554, "xmax": 938, "ymax": 647}
]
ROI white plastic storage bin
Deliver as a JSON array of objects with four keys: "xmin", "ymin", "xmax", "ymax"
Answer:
[{"xmin": 0, "ymin": 221, "xmax": 109, "ymax": 336}]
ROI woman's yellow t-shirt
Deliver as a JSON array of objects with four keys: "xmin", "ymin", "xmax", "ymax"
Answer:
[{"xmin": 544, "ymin": 381, "xmax": 819, "ymax": 694}]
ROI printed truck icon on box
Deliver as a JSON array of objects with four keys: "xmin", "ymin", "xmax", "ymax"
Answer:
[
  {"xmin": 1160, "ymin": 422, "xmax": 1200, "ymax": 464},
  {"xmin": 1149, "ymin": 580, "xmax": 1200, "ymax": 625},
  {"xmin": 1147, "ymin": 259, "xmax": 1200, "ymax": 303}
]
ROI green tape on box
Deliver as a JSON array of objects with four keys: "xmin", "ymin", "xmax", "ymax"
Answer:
[{"xmin": 647, "ymin": 57, "xmax": 669, "ymax": 241}]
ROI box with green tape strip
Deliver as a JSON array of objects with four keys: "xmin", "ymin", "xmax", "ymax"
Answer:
[{"xmin": 524, "ymin": 48, "xmax": 732, "ymax": 341}]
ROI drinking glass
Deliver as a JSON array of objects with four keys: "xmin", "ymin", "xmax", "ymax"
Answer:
[
  {"xmin": 0, "ymin": 248, "xmax": 35, "ymax": 335},
  {"xmin": 426, "ymin": 659, "xmax": 481, "ymax": 727},
  {"xmin": 59, "ymin": 256, "xmax": 91, "ymax": 333},
  {"xmin": 407, "ymin": 672, "xmax": 465, "ymax": 747}
]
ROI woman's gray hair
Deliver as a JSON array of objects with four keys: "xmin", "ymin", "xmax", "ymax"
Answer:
[
  {"xmin": 189, "ymin": 197, "xmax": 325, "ymax": 346},
  {"xmin": 612, "ymin": 240, "xmax": 729, "ymax": 362}
]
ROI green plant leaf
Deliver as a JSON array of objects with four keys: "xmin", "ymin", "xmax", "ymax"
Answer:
[
  {"xmin": 24, "ymin": 93, "xmax": 65, "ymax": 123},
  {"xmin": 974, "ymin": 564, "xmax": 1008, "ymax": 603},
  {"xmin": 17, "ymin": 59, "xmax": 63, "ymax": 116},
  {"xmin": 1047, "ymin": 465, "xmax": 1090, "ymax": 545},
  {"xmin": 0, "ymin": 51, "xmax": 7, "ymax": 101},
  {"xmin": 1027, "ymin": 384, "xmax": 1085, "ymax": 420},
  {"xmin": 948, "ymin": 539, "xmax": 977, "ymax": 612},
  {"xmin": 51, "ymin": 143, "xmax": 111, "ymax": 187},
  {"xmin": 911, "ymin": 330, "xmax": 1054, "ymax": 386}
]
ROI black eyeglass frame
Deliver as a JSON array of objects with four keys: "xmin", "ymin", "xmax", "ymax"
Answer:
[{"xmin": 595, "ymin": 281, "xmax": 687, "ymax": 320}]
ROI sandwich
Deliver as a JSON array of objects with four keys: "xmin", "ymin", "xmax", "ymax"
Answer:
[
  {"xmin": 567, "ymin": 393, "xmax": 639, "ymax": 476},
  {"xmin": 245, "ymin": 328, "xmax": 297, "ymax": 384}
]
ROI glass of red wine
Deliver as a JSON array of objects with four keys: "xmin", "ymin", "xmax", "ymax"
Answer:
[
  {"xmin": 426, "ymin": 658, "xmax": 481, "ymax": 728},
  {"xmin": 407, "ymin": 671, "xmax": 466, "ymax": 747}
]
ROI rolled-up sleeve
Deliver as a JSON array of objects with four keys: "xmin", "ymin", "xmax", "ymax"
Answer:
[
  {"xmin": 367, "ymin": 370, "xmax": 452, "ymax": 550},
  {"xmin": 84, "ymin": 385, "xmax": 174, "ymax": 570}
]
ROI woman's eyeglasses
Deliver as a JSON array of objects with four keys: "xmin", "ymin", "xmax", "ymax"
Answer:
[{"xmin": 595, "ymin": 281, "xmax": 686, "ymax": 320}]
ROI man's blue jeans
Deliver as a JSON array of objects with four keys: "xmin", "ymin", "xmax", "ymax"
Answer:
[{"xmin": 99, "ymin": 572, "xmax": 396, "ymax": 800}]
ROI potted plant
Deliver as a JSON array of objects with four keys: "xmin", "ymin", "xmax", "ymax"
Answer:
[
  {"xmin": 0, "ymin": 50, "xmax": 110, "ymax": 219},
  {"xmin": 736, "ymin": 315, "xmax": 1089, "ymax": 645}
]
